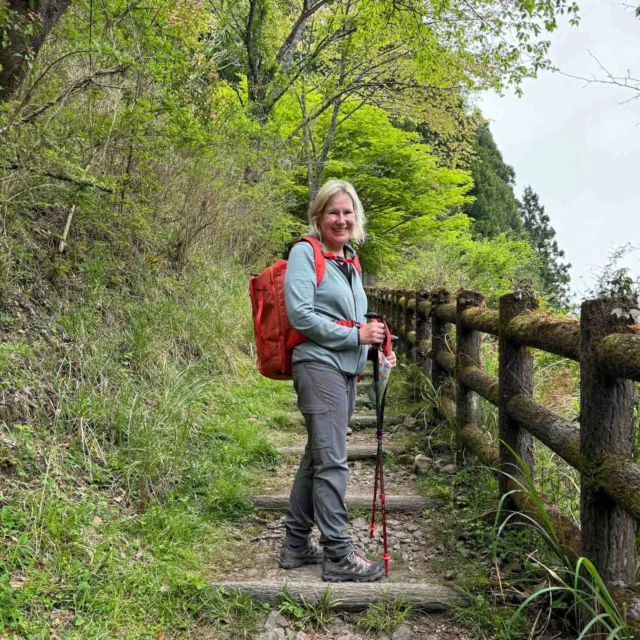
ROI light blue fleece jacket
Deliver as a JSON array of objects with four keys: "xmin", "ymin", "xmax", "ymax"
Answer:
[{"xmin": 284, "ymin": 241, "xmax": 368, "ymax": 375}]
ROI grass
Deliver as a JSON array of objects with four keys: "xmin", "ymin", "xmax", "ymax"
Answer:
[
  {"xmin": 395, "ymin": 352, "xmax": 637, "ymax": 640},
  {"xmin": 495, "ymin": 451, "xmax": 632, "ymax": 640},
  {"xmin": 278, "ymin": 585, "xmax": 336, "ymax": 630},
  {"xmin": 0, "ymin": 258, "xmax": 292, "ymax": 638},
  {"xmin": 358, "ymin": 596, "xmax": 414, "ymax": 635}
]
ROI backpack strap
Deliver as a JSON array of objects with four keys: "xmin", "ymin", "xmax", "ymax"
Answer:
[
  {"xmin": 297, "ymin": 237, "xmax": 325, "ymax": 286},
  {"xmin": 352, "ymin": 253, "xmax": 361, "ymax": 275},
  {"xmin": 296, "ymin": 237, "xmax": 361, "ymax": 283}
]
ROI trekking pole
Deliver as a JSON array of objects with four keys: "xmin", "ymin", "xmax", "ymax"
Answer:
[{"xmin": 365, "ymin": 312, "xmax": 391, "ymax": 575}]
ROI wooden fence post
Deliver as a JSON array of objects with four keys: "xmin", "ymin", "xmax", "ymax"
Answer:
[
  {"xmin": 384, "ymin": 289, "xmax": 392, "ymax": 324},
  {"xmin": 498, "ymin": 289, "xmax": 536, "ymax": 498},
  {"xmin": 580, "ymin": 299, "xmax": 637, "ymax": 587},
  {"xmin": 371, "ymin": 288, "xmax": 378, "ymax": 315},
  {"xmin": 431, "ymin": 288, "xmax": 451, "ymax": 393},
  {"xmin": 406, "ymin": 292, "xmax": 417, "ymax": 362},
  {"xmin": 399, "ymin": 290, "xmax": 409, "ymax": 353},
  {"xmin": 456, "ymin": 290, "xmax": 484, "ymax": 458},
  {"xmin": 415, "ymin": 291, "xmax": 432, "ymax": 381},
  {"xmin": 394, "ymin": 290, "xmax": 403, "ymax": 343}
]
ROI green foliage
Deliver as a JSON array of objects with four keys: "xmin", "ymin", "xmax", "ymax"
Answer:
[
  {"xmin": 465, "ymin": 122, "xmax": 523, "ymax": 238},
  {"xmin": 279, "ymin": 585, "xmax": 336, "ymax": 630},
  {"xmin": 383, "ymin": 223, "xmax": 543, "ymax": 304},
  {"xmin": 454, "ymin": 594, "xmax": 525, "ymax": 640},
  {"xmin": 587, "ymin": 245, "xmax": 640, "ymax": 303},
  {"xmin": 0, "ymin": 263, "xmax": 292, "ymax": 637},
  {"xmin": 520, "ymin": 186, "xmax": 572, "ymax": 308},
  {"xmin": 280, "ymin": 100, "xmax": 474, "ymax": 273},
  {"xmin": 359, "ymin": 597, "xmax": 414, "ymax": 634},
  {"xmin": 496, "ymin": 448, "xmax": 631, "ymax": 639}
]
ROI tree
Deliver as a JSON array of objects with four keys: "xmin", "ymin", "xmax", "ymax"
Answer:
[
  {"xmin": 211, "ymin": 0, "xmax": 580, "ymax": 127},
  {"xmin": 520, "ymin": 186, "xmax": 571, "ymax": 308},
  {"xmin": 286, "ymin": 101, "xmax": 474, "ymax": 272},
  {"xmin": 465, "ymin": 122, "xmax": 522, "ymax": 237},
  {"xmin": 0, "ymin": 0, "xmax": 73, "ymax": 99}
]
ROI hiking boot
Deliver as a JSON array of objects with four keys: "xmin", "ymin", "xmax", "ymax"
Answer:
[
  {"xmin": 322, "ymin": 551, "xmax": 385, "ymax": 582},
  {"xmin": 279, "ymin": 536, "xmax": 323, "ymax": 569}
]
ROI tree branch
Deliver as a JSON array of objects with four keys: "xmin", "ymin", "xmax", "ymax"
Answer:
[
  {"xmin": 1, "ymin": 163, "xmax": 114, "ymax": 193},
  {"xmin": 0, "ymin": 66, "xmax": 128, "ymax": 136}
]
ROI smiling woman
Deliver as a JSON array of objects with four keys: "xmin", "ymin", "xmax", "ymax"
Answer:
[
  {"xmin": 308, "ymin": 181, "xmax": 367, "ymax": 255},
  {"xmin": 280, "ymin": 179, "xmax": 396, "ymax": 583}
]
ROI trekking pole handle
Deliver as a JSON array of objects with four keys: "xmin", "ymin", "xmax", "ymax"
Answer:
[
  {"xmin": 365, "ymin": 313, "xmax": 396, "ymax": 356},
  {"xmin": 364, "ymin": 312, "xmax": 382, "ymax": 351}
]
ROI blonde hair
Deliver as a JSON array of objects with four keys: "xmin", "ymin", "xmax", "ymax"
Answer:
[{"xmin": 309, "ymin": 180, "xmax": 366, "ymax": 246}]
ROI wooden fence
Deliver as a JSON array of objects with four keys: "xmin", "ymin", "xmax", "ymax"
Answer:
[{"xmin": 366, "ymin": 286, "xmax": 640, "ymax": 590}]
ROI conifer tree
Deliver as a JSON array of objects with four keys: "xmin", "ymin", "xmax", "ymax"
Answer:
[
  {"xmin": 520, "ymin": 186, "xmax": 572, "ymax": 308},
  {"xmin": 465, "ymin": 122, "xmax": 522, "ymax": 237}
]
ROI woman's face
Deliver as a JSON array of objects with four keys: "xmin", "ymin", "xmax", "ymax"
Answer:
[{"xmin": 320, "ymin": 192, "xmax": 355, "ymax": 252}]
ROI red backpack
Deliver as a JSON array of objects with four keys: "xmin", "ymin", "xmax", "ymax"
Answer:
[{"xmin": 249, "ymin": 237, "xmax": 361, "ymax": 380}]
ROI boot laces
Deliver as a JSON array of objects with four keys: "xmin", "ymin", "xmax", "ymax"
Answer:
[{"xmin": 349, "ymin": 552, "xmax": 372, "ymax": 569}]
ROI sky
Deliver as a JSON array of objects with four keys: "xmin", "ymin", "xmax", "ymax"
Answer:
[{"xmin": 479, "ymin": 0, "xmax": 639, "ymax": 300}]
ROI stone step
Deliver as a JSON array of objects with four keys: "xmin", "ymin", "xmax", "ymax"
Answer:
[
  {"xmin": 286, "ymin": 413, "xmax": 404, "ymax": 429},
  {"xmin": 278, "ymin": 444, "xmax": 407, "ymax": 460},
  {"xmin": 250, "ymin": 494, "xmax": 441, "ymax": 512},
  {"xmin": 349, "ymin": 413, "xmax": 404, "ymax": 429},
  {"xmin": 208, "ymin": 580, "xmax": 467, "ymax": 612}
]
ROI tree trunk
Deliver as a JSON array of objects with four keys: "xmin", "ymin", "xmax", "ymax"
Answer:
[{"xmin": 0, "ymin": 0, "xmax": 72, "ymax": 100}]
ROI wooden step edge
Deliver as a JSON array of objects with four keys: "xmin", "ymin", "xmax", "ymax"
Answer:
[
  {"xmin": 349, "ymin": 415, "xmax": 405, "ymax": 429},
  {"xmin": 208, "ymin": 580, "xmax": 467, "ymax": 612},
  {"xmin": 250, "ymin": 494, "xmax": 442, "ymax": 512},
  {"xmin": 278, "ymin": 444, "xmax": 408, "ymax": 460},
  {"xmin": 285, "ymin": 414, "xmax": 405, "ymax": 429}
]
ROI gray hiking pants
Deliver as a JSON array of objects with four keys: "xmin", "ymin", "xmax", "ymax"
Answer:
[{"xmin": 284, "ymin": 361, "xmax": 357, "ymax": 558}]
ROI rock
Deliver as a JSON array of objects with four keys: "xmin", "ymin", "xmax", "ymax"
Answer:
[
  {"xmin": 329, "ymin": 617, "xmax": 349, "ymax": 633},
  {"xmin": 406, "ymin": 523, "xmax": 419, "ymax": 532},
  {"xmin": 403, "ymin": 416, "xmax": 417, "ymax": 428},
  {"xmin": 351, "ymin": 517, "xmax": 367, "ymax": 530},
  {"xmin": 393, "ymin": 530, "xmax": 411, "ymax": 540},
  {"xmin": 413, "ymin": 454, "xmax": 432, "ymax": 475},
  {"xmin": 441, "ymin": 464, "xmax": 457, "ymax": 475},
  {"xmin": 353, "ymin": 460, "xmax": 363, "ymax": 470},
  {"xmin": 293, "ymin": 631, "xmax": 311, "ymax": 640},
  {"xmin": 255, "ymin": 631, "xmax": 286, "ymax": 640},
  {"xmin": 444, "ymin": 570, "xmax": 457, "ymax": 580},
  {"xmin": 627, "ymin": 598, "xmax": 640, "ymax": 621},
  {"xmin": 392, "ymin": 625, "xmax": 414, "ymax": 640},
  {"xmin": 347, "ymin": 426, "xmax": 353, "ymax": 436},
  {"xmin": 263, "ymin": 611, "xmax": 290, "ymax": 630}
]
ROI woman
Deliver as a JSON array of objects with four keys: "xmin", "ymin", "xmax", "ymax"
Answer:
[{"xmin": 280, "ymin": 180, "xmax": 396, "ymax": 583}]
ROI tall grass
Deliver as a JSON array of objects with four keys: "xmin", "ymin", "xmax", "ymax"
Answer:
[
  {"xmin": 0, "ymin": 256, "xmax": 290, "ymax": 637},
  {"xmin": 496, "ymin": 450, "xmax": 631, "ymax": 640}
]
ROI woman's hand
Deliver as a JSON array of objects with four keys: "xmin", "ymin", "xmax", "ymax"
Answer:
[
  {"xmin": 359, "ymin": 321, "xmax": 385, "ymax": 345},
  {"xmin": 379, "ymin": 350, "xmax": 397, "ymax": 368}
]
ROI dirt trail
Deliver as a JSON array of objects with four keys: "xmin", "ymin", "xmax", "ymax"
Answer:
[{"xmin": 212, "ymin": 376, "xmax": 474, "ymax": 640}]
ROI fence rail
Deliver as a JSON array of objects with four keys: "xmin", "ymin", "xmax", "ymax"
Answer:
[{"xmin": 365, "ymin": 286, "xmax": 640, "ymax": 590}]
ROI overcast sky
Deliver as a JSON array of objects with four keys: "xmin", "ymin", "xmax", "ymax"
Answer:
[{"xmin": 479, "ymin": 0, "xmax": 639, "ymax": 301}]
